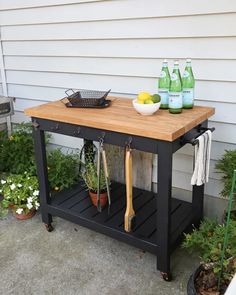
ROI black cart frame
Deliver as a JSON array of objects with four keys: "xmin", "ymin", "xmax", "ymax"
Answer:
[{"xmin": 32, "ymin": 117, "xmax": 208, "ymax": 280}]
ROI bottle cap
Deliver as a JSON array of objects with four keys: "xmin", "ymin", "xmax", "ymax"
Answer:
[
  {"xmin": 174, "ymin": 60, "xmax": 179, "ymax": 65},
  {"xmin": 186, "ymin": 59, "xmax": 192, "ymax": 63},
  {"xmin": 163, "ymin": 59, "xmax": 168, "ymax": 66}
]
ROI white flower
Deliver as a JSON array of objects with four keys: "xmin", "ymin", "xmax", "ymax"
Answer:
[
  {"xmin": 35, "ymin": 202, "xmax": 40, "ymax": 210},
  {"xmin": 27, "ymin": 197, "xmax": 33, "ymax": 203},
  {"xmin": 33, "ymin": 190, "xmax": 39, "ymax": 196},
  {"xmin": 27, "ymin": 203, "xmax": 33, "ymax": 210},
  {"xmin": 1, "ymin": 180, "xmax": 6, "ymax": 184},
  {"xmin": 28, "ymin": 186, "xmax": 33, "ymax": 190},
  {"xmin": 16, "ymin": 208, "xmax": 23, "ymax": 214},
  {"xmin": 0, "ymin": 189, "xmax": 2, "ymax": 193},
  {"xmin": 10, "ymin": 184, "xmax": 16, "ymax": 190},
  {"xmin": 17, "ymin": 184, "xmax": 23, "ymax": 188}
]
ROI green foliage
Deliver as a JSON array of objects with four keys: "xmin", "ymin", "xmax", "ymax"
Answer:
[
  {"xmin": 0, "ymin": 123, "xmax": 79, "ymax": 192},
  {"xmin": 81, "ymin": 160, "xmax": 107, "ymax": 193},
  {"xmin": 47, "ymin": 149, "xmax": 80, "ymax": 191},
  {"xmin": 182, "ymin": 219, "xmax": 236, "ymax": 281},
  {"xmin": 0, "ymin": 172, "xmax": 40, "ymax": 216},
  {"xmin": 0, "ymin": 123, "xmax": 36, "ymax": 175},
  {"xmin": 0, "ymin": 202, "xmax": 8, "ymax": 218},
  {"xmin": 80, "ymin": 150, "xmax": 108, "ymax": 193},
  {"xmin": 215, "ymin": 150, "xmax": 236, "ymax": 200}
]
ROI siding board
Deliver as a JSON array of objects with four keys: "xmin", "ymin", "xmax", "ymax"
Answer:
[
  {"xmin": 2, "ymin": 14, "xmax": 236, "ymax": 40},
  {"xmin": 0, "ymin": 0, "xmax": 103, "ymax": 11},
  {"xmin": 154, "ymin": 154, "xmax": 221, "ymax": 180},
  {"xmin": 3, "ymin": 38, "xmax": 236, "ymax": 59},
  {"xmin": 1, "ymin": 0, "xmax": 236, "ymax": 25},
  {"xmin": 4, "ymin": 56, "xmax": 236, "ymax": 83},
  {"xmin": 173, "ymin": 142, "xmax": 236, "ymax": 161}
]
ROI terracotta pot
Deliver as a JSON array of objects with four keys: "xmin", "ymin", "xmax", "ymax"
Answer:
[
  {"xmin": 8, "ymin": 203, "xmax": 15, "ymax": 209},
  {"xmin": 13, "ymin": 209, "xmax": 36, "ymax": 220},
  {"xmin": 89, "ymin": 190, "xmax": 108, "ymax": 208}
]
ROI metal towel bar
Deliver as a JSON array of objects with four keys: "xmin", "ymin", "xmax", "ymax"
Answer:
[{"xmin": 182, "ymin": 127, "xmax": 215, "ymax": 146}]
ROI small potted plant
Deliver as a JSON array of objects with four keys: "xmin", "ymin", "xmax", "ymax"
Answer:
[
  {"xmin": 0, "ymin": 172, "xmax": 40, "ymax": 220},
  {"xmin": 182, "ymin": 218, "xmax": 236, "ymax": 295},
  {"xmin": 81, "ymin": 159, "xmax": 108, "ymax": 209},
  {"xmin": 215, "ymin": 149, "xmax": 236, "ymax": 219}
]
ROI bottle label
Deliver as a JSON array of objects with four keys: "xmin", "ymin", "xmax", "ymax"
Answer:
[
  {"xmin": 169, "ymin": 92, "xmax": 182, "ymax": 109},
  {"xmin": 183, "ymin": 71, "xmax": 190, "ymax": 78},
  {"xmin": 158, "ymin": 89, "xmax": 169, "ymax": 105},
  {"xmin": 171, "ymin": 73, "xmax": 177, "ymax": 81},
  {"xmin": 183, "ymin": 88, "xmax": 194, "ymax": 106},
  {"xmin": 160, "ymin": 71, "xmax": 166, "ymax": 78}
]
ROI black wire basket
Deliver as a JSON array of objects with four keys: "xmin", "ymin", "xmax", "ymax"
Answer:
[{"xmin": 62, "ymin": 89, "xmax": 111, "ymax": 107}]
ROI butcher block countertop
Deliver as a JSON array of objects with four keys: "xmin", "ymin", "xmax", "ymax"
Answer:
[{"xmin": 25, "ymin": 97, "xmax": 215, "ymax": 142}]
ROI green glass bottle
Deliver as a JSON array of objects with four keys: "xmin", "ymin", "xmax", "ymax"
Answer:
[
  {"xmin": 182, "ymin": 59, "xmax": 195, "ymax": 109},
  {"xmin": 158, "ymin": 60, "xmax": 170, "ymax": 109},
  {"xmin": 169, "ymin": 61, "xmax": 182, "ymax": 114}
]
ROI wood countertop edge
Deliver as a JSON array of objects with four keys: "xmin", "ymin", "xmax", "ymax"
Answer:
[
  {"xmin": 170, "ymin": 107, "xmax": 215, "ymax": 141},
  {"xmin": 24, "ymin": 105, "xmax": 215, "ymax": 142},
  {"xmin": 24, "ymin": 108, "xmax": 173, "ymax": 141}
]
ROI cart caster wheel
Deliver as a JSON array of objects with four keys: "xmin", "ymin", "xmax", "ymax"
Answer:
[
  {"xmin": 160, "ymin": 272, "xmax": 172, "ymax": 282},
  {"xmin": 44, "ymin": 224, "xmax": 54, "ymax": 232}
]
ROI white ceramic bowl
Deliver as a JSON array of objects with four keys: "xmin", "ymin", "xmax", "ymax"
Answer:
[{"xmin": 132, "ymin": 99, "xmax": 161, "ymax": 116}]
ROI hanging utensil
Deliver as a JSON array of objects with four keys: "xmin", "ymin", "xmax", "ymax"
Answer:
[
  {"xmin": 124, "ymin": 145, "xmax": 135, "ymax": 232},
  {"xmin": 97, "ymin": 139, "xmax": 102, "ymax": 212},
  {"xmin": 101, "ymin": 145, "xmax": 111, "ymax": 214}
]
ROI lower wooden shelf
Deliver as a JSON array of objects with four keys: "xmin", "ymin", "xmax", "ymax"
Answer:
[{"xmin": 48, "ymin": 182, "xmax": 194, "ymax": 254}]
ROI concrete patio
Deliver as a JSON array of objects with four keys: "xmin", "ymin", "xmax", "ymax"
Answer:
[{"xmin": 0, "ymin": 212, "xmax": 199, "ymax": 295}]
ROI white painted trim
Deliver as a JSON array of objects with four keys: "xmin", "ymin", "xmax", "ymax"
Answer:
[
  {"xmin": 0, "ymin": 28, "xmax": 8, "ymax": 96},
  {"xmin": 0, "ymin": 26, "xmax": 12, "ymax": 134}
]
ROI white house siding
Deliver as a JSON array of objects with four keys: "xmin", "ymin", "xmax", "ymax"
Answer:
[{"xmin": 0, "ymin": 0, "xmax": 236, "ymax": 198}]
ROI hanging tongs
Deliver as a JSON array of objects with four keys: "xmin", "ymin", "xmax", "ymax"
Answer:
[
  {"xmin": 97, "ymin": 137, "xmax": 111, "ymax": 213},
  {"xmin": 124, "ymin": 141, "xmax": 135, "ymax": 232}
]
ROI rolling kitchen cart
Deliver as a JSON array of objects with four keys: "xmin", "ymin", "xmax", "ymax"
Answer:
[{"xmin": 25, "ymin": 97, "xmax": 215, "ymax": 280}]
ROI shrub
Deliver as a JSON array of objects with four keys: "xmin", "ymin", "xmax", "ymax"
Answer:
[
  {"xmin": 0, "ymin": 123, "xmax": 36, "ymax": 175},
  {"xmin": 182, "ymin": 219, "xmax": 236, "ymax": 283},
  {"xmin": 215, "ymin": 150, "xmax": 236, "ymax": 200},
  {"xmin": 0, "ymin": 123, "xmax": 80, "ymax": 193},
  {"xmin": 47, "ymin": 149, "xmax": 80, "ymax": 191}
]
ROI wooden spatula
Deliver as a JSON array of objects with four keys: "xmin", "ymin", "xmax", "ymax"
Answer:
[{"xmin": 124, "ymin": 147, "xmax": 135, "ymax": 232}]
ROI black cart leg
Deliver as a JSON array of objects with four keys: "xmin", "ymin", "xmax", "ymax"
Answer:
[
  {"xmin": 157, "ymin": 142, "xmax": 173, "ymax": 281},
  {"xmin": 192, "ymin": 184, "xmax": 204, "ymax": 228},
  {"xmin": 33, "ymin": 123, "xmax": 53, "ymax": 231},
  {"xmin": 192, "ymin": 120, "xmax": 207, "ymax": 228}
]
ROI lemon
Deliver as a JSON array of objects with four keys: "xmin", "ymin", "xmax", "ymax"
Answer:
[
  {"xmin": 144, "ymin": 99, "xmax": 154, "ymax": 104},
  {"xmin": 151, "ymin": 94, "xmax": 161, "ymax": 103},
  {"xmin": 138, "ymin": 92, "xmax": 151, "ymax": 103}
]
